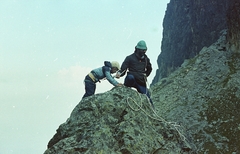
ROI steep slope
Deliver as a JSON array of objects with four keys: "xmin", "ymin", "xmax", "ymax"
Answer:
[
  {"xmin": 44, "ymin": 31, "xmax": 239, "ymax": 153},
  {"xmin": 152, "ymin": 30, "xmax": 240, "ymax": 153},
  {"xmin": 44, "ymin": 87, "xmax": 193, "ymax": 154},
  {"xmin": 152, "ymin": 0, "xmax": 232, "ymax": 84}
]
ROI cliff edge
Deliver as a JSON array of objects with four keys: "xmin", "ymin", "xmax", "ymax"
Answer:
[
  {"xmin": 44, "ymin": 31, "xmax": 240, "ymax": 153},
  {"xmin": 152, "ymin": 0, "xmax": 234, "ymax": 84}
]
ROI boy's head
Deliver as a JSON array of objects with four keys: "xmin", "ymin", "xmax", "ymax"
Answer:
[{"xmin": 111, "ymin": 61, "xmax": 120, "ymax": 73}]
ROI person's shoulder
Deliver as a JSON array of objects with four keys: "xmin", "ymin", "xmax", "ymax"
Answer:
[
  {"xmin": 144, "ymin": 54, "xmax": 150, "ymax": 60},
  {"xmin": 126, "ymin": 53, "xmax": 135, "ymax": 59},
  {"xmin": 102, "ymin": 65, "xmax": 111, "ymax": 72},
  {"xmin": 130, "ymin": 53, "xmax": 135, "ymax": 56},
  {"xmin": 145, "ymin": 56, "xmax": 151, "ymax": 64}
]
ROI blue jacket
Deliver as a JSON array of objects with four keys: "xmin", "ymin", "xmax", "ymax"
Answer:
[{"xmin": 91, "ymin": 61, "xmax": 119, "ymax": 86}]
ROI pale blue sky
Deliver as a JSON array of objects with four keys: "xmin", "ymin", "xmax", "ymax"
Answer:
[{"xmin": 0, "ymin": 0, "xmax": 169, "ymax": 153}]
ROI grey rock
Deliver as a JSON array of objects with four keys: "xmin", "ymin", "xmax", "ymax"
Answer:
[
  {"xmin": 44, "ymin": 87, "xmax": 192, "ymax": 154},
  {"xmin": 152, "ymin": 0, "xmax": 234, "ymax": 85},
  {"xmin": 151, "ymin": 32, "xmax": 240, "ymax": 153},
  {"xmin": 44, "ymin": 32, "xmax": 239, "ymax": 153}
]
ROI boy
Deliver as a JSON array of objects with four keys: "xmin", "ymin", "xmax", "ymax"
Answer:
[{"xmin": 82, "ymin": 61, "xmax": 122, "ymax": 98}]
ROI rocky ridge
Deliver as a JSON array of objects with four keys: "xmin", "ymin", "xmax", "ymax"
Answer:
[
  {"xmin": 152, "ymin": 30, "xmax": 240, "ymax": 153},
  {"xmin": 44, "ymin": 87, "xmax": 193, "ymax": 154},
  {"xmin": 44, "ymin": 31, "xmax": 240, "ymax": 153},
  {"xmin": 152, "ymin": 0, "xmax": 233, "ymax": 84}
]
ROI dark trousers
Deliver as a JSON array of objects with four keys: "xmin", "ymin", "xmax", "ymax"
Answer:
[
  {"xmin": 124, "ymin": 74, "xmax": 153, "ymax": 105},
  {"xmin": 82, "ymin": 75, "xmax": 96, "ymax": 98}
]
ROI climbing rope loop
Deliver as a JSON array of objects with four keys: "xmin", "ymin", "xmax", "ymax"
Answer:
[{"xmin": 125, "ymin": 86, "xmax": 194, "ymax": 151}]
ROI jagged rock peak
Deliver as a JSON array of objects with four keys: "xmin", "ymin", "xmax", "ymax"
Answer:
[
  {"xmin": 44, "ymin": 87, "xmax": 195, "ymax": 154},
  {"xmin": 152, "ymin": 0, "xmax": 234, "ymax": 85},
  {"xmin": 151, "ymin": 30, "xmax": 240, "ymax": 153},
  {"xmin": 44, "ymin": 31, "xmax": 240, "ymax": 154}
]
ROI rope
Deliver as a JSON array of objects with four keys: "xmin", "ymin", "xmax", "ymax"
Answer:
[
  {"xmin": 125, "ymin": 84, "xmax": 192, "ymax": 149},
  {"xmin": 85, "ymin": 84, "xmax": 194, "ymax": 150}
]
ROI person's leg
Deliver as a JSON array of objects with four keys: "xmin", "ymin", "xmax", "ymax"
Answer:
[
  {"xmin": 82, "ymin": 78, "xmax": 96, "ymax": 98},
  {"xmin": 124, "ymin": 74, "xmax": 154, "ymax": 108},
  {"xmin": 135, "ymin": 84, "xmax": 146, "ymax": 94},
  {"xmin": 125, "ymin": 74, "xmax": 149, "ymax": 97},
  {"xmin": 124, "ymin": 74, "xmax": 137, "ymax": 88},
  {"xmin": 136, "ymin": 84, "xmax": 154, "ymax": 108}
]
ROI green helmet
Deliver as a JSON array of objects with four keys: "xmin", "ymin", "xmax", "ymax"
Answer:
[{"xmin": 135, "ymin": 40, "xmax": 147, "ymax": 50}]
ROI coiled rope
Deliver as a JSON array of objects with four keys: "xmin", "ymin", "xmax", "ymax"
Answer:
[
  {"xmin": 126, "ymin": 90, "xmax": 187, "ymax": 141},
  {"xmin": 125, "ymin": 80, "xmax": 193, "ymax": 149}
]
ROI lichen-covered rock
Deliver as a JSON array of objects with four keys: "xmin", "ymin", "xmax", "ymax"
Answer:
[
  {"xmin": 45, "ymin": 87, "xmax": 194, "ymax": 154},
  {"xmin": 44, "ymin": 87, "xmax": 192, "ymax": 154},
  {"xmin": 152, "ymin": 0, "xmax": 234, "ymax": 84},
  {"xmin": 152, "ymin": 31, "xmax": 240, "ymax": 153},
  {"xmin": 44, "ymin": 31, "xmax": 239, "ymax": 154}
]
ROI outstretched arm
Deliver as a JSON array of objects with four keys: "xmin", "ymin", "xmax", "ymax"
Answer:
[
  {"xmin": 104, "ymin": 69, "xmax": 122, "ymax": 86},
  {"xmin": 116, "ymin": 56, "xmax": 130, "ymax": 78}
]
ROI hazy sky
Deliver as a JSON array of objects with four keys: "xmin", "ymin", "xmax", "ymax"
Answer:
[{"xmin": 0, "ymin": 0, "xmax": 169, "ymax": 153}]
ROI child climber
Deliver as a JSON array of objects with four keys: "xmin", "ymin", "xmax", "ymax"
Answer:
[{"xmin": 82, "ymin": 61, "xmax": 123, "ymax": 98}]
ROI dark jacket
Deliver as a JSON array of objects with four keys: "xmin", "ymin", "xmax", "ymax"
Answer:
[{"xmin": 119, "ymin": 51, "xmax": 152, "ymax": 86}]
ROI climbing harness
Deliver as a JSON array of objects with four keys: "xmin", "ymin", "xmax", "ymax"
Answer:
[{"xmin": 88, "ymin": 72, "xmax": 97, "ymax": 82}]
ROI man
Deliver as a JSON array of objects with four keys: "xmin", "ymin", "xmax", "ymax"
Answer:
[
  {"xmin": 116, "ymin": 40, "xmax": 153, "ymax": 104},
  {"xmin": 82, "ymin": 61, "xmax": 122, "ymax": 98}
]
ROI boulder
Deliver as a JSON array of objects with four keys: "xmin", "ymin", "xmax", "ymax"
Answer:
[{"xmin": 44, "ymin": 87, "xmax": 193, "ymax": 154}]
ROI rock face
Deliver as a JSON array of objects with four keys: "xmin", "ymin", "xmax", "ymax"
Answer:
[
  {"xmin": 44, "ymin": 87, "xmax": 193, "ymax": 154},
  {"xmin": 227, "ymin": 0, "xmax": 240, "ymax": 53},
  {"xmin": 152, "ymin": 0, "xmax": 233, "ymax": 84},
  {"xmin": 44, "ymin": 31, "xmax": 240, "ymax": 153},
  {"xmin": 152, "ymin": 31, "xmax": 240, "ymax": 153}
]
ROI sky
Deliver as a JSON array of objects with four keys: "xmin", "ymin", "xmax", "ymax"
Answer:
[{"xmin": 0, "ymin": 0, "xmax": 169, "ymax": 153}]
